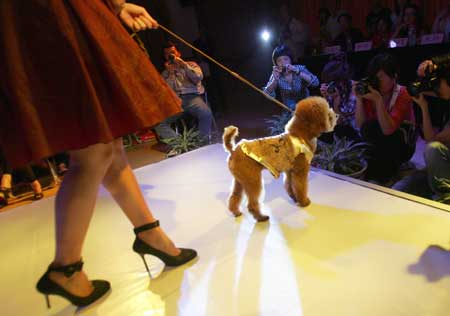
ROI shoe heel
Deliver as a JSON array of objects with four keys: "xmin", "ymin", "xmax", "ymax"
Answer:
[
  {"xmin": 138, "ymin": 253, "xmax": 153, "ymax": 279},
  {"xmin": 45, "ymin": 295, "xmax": 51, "ymax": 309}
]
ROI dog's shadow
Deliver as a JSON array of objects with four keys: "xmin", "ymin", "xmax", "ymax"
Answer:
[{"xmin": 408, "ymin": 245, "xmax": 450, "ymax": 282}]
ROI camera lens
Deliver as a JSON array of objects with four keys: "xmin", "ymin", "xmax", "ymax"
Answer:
[{"xmin": 355, "ymin": 81, "xmax": 368, "ymax": 96}]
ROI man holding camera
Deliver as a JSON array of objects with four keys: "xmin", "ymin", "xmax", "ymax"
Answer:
[
  {"xmin": 354, "ymin": 53, "xmax": 415, "ymax": 184},
  {"xmin": 393, "ymin": 54, "xmax": 450, "ymax": 203},
  {"xmin": 153, "ymin": 42, "xmax": 213, "ymax": 151}
]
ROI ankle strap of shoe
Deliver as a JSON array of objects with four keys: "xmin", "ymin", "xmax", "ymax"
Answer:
[
  {"xmin": 134, "ymin": 220, "xmax": 160, "ymax": 235},
  {"xmin": 49, "ymin": 260, "xmax": 84, "ymax": 277}
]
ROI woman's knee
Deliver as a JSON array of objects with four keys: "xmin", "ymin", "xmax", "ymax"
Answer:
[
  {"xmin": 69, "ymin": 142, "xmax": 114, "ymax": 171},
  {"xmin": 424, "ymin": 141, "xmax": 448, "ymax": 164}
]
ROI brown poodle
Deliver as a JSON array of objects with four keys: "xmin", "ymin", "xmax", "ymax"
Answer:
[{"xmin": 223, "ymin": 96, "xmax": 337, "ymax": 222}]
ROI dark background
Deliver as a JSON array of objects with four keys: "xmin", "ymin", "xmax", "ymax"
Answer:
[{"xmin": 130, "ymin": 0, "xmax": 450, "ymax": 127}]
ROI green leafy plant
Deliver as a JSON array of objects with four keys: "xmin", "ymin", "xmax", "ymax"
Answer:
[
  {"xmin": 312, "ymin": 136, "xmax": 370, "ymax": 177},
  {"xmin": 265, "ymin": 111, "xmax": 293, "ymax": 136},
  {"xmin": 160, "ymin": 120, "xmax": 207, "ymax": 154}
]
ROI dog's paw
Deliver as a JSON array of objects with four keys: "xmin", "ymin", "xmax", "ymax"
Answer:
[
  {"xmin": 249, "ymin": 209, "xmax": 270, "ymax": 222},
  {"xmin": 229, "ymin": 209, "xmax": 242, "ymax": 217},
  {"xmin": 288, "ymin": 193, "xmax": 298, "ymax": 203},
  {"xmin": 255, "ymin": 214, "xmax": 270, "ymax": 222},
  {"xmin": 298, "ymin": 197, "xmax": 311, "ymax": 207}
]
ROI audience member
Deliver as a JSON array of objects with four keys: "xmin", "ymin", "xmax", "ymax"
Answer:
[
  {"xmin": 154, "ymin": 42, "xmax": 213, "ymax": 146},
  {"xmin": 318, "ymin": 8, "xmax": 333, "ymax": 50},
  {"xmin": 333, "ymin": 11, "xmax": 365, "ymax": 52},
  {"xmin": 391, "ymin": 3, "xmax": 427, "ymax": 46},
  {"xmin": 278, "ymin": 3, "xmax": 310, "ymax": 61},
  {"xmin": 263, "ymin": 45, "xmax": 319, "ymax": 110},
  {"xmin": 366, "ymin": 1, "xmax": 392, "ymax": 38},
  {"xmin": 393, "ymin": 54, "xmax": 450, "ymax": 203},
  {"xmin": 0, "ymin": 147, "xmax": 44, "ymax": 201},
  {"xmin": 391, "ymin": 0, "xmax": 411, "ymax": 28},
  {"xmin": 432, "ymin": 2, "xmax": 450, "ymax": 42},
  {"xmin": 354, "ymin": 53, "xmax": 416, "ymax": 183},
  {"xmin": 320, "ymin": 53, "xmax": 359, "ymax": 141},
  {"xmin": 372, "ymin": 14, "xmax": 394, "ymax": 49}
]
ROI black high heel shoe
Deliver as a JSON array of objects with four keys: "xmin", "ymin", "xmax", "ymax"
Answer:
[
  {"xmin": 0, "ymin": 191, "xmax": 7, "ymax": 208},
  {"xmin": 33, "ymin": 192, "xmax": 44, "ymax": 200},
  {"xmin": 133, "ymin": 221, "xmax": 197, "ymax": 278},
  {"xmin": 36, "ymin": 260, "xmax": 110, "ymax": 308}
]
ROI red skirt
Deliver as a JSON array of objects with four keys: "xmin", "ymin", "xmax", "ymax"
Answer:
[{"xmin": 0, "ymin": 0, "xmax": 182, "ymax": 168}]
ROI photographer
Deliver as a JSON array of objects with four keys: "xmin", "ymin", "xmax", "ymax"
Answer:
[
  {"xmin": 393, "ymin": 54, "xmax": 450, "ymax": 203},
  {"xmin": 320, "ymin": 53, "xmax": 359, "ymax": 141},
  {"xmin": 263, "ymin": 45, "xmax": 319, "ymax": 110},
  {"xmin": 154, "ymin": 42, "xmax": 213, "ymax": 145},
  {"xmin": 355, "ymin": 53, "xmax": 415, "ymax": 183}
]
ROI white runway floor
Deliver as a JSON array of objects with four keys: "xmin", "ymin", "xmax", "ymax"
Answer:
[{"xmin": 2, "ymin": 144, "xmax": 450, "ymax": 316}]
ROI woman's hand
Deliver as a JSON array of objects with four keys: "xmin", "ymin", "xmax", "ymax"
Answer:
[
  {"xmin": 417, "ymin": 60, "xmax": 436, "ymax": 77},
  {"xmin": 320, "ymin": 83, "xmax": 328, "ymax": 97},
  {"xmin": 272, "ymin": 66, "xmax": 282, "ymax": 80},
  {"xmin": 362, "ymin": 86, "xmax": 382, "ymax": 104},
  {"xmin": 286, "ymin": 64, "xmax": 297, "ymax": 73},
  {"xmin": 119, "ymin": 3, "xmax": 158, "ymax": 32},
  {"xmin": 412, "ymin": 93, "xmax": 429, "ymax": 111}
]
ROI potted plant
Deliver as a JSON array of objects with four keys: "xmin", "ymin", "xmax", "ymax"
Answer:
[
  {"xmin": 265, "ymin": 111, "xmax": 293, "ymax": 136},
  {"xmin": 160, "ymin": 120, "xmax": 207, "ymax": 155},
  {"xmin": 312, "ymin": 136, "xmax": 370, "ymax": 179}
]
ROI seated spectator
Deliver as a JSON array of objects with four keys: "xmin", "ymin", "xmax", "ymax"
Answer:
[
  {"xmin": 354, "ymin": 53, "xmax": 416, "ymax": 183},
  {"xmin": 263, "ymin": 45, "xmax": 319, "ymax": 110},
  {"xmin": 393, "ymin": 54, "xmax": 450, "ymax": 203},
  {"xmin": 391, "ymin": 0, "xmax": 411, "ymax": 28},
  {"xmin": 317, "ymin": 8, "xmax": 333, "ymax": 51},
  {"xmin": 372, "ymin": 14, "xmax": 394, "ymax": 49},
  {"xmin": 154, "ymin": 42, "xmax": 213, "ymax": 148},
  {"xmin": 320, "ymin": 53, "xmax": 359, "ymax": 141},
  {"xmin": 333, "ymin": 11, "xmax": 365, "ymax": 52},
  {"xmin": 432, "ymin": 3, "xmax": 450, "ymax": 42},
  {"xmin": 278, "ymin": 3, "xmax": 310, "ymax": 61},
  {"xmin": 0, "ymin": 147, "xmax": 44, "ymax": 201},
  {"xmin": 391, "ymin": 3, "xmax": 427, "ymax": 46},
  {"xmin": 366, "ymin": 1, "xmax": 392, "ymax": 38}
]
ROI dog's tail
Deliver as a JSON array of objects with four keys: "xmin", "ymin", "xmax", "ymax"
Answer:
[{"xmin": 223, "ymin": 125, "xmax": 239, "ymax": 153}]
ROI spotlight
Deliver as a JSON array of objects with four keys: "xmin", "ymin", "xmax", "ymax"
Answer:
[
  {"xmin": 261, "ymin": 30, "xmax": 271, "ymax": 42},
  {"xmin": 389, "ymin": 40, "xmax": 397, "ymax": 48}
]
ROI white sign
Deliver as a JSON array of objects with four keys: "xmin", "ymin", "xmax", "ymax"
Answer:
[
  {"xmin": 420, "ymin": 33, "xmax": 444, "ymax": 45},
  {"xmin": 390, "ymin": 38, "xmax": 408, "ymax": 48},
  {"xmin": 323, "ymin": 45, "xmax": 341, "ymax": 55},
  {"xmin": 354, "ymin": 41, "xmax": 373, "ymax": 52}
]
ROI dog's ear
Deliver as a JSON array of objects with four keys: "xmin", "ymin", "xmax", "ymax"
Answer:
[{"xmin": 294, "ymin": 97, "xmax": 329, "ymax": 133}]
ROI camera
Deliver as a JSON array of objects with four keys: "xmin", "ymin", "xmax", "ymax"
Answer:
[
  {"xmin": 407, "ymin": 54, "xmax": 450, "ymax": 97},
  {"xmin": 327, "ymin": 81, "xmax": 337, "ymax": 94},
  {"xmin": 355, "ymin": 77, "xmax": 380, "ymax": 96},
  {"xmin": 407, "ymin": 73, "xmax": 440, "ymax": 97},
  {"xmin": 278, "ymin": 65, "xmax": 288, "ymax": 74}
]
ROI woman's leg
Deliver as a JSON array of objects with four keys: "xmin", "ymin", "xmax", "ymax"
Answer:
[
  {"xmin": 101, "ymin": 139, "xmax": 180, "ymax": 256},
  {"xmin": 50, "ymin": 142, "xmax": 114, "ymax": 296},
  {"xmin": 362, "ymin": 121, "xmax": 404, "ymax": 182},
  {"xmin": 424, "ymin": 141, "xmax": 450, "ymax": 201},
  {"xmin": 19, "ymin": 165, "xmax": 44, "ymax": 197}
]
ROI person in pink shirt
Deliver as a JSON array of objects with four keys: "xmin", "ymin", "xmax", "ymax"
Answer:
[{"xmin": 354, "ymin": 53, "xmax": 416, "ymax": 183}]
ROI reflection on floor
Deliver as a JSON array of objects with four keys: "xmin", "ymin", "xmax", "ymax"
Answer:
[{"xmin": 1, "ymin": 144, "xmax": 450, "ymax": 316}]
